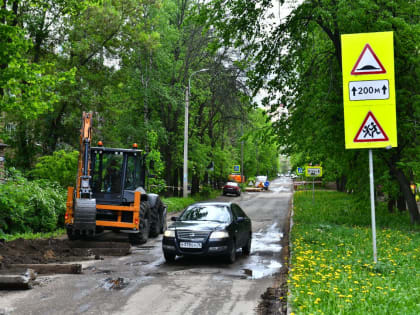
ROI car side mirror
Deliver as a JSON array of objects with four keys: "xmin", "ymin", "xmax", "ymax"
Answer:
[
  {"xmin": 236, "ymin": 217, "xmax": 245, "ymax": 223},
  {"xmin": 171, "ymin": 216, "xmax": 178, "ymax": 221}
]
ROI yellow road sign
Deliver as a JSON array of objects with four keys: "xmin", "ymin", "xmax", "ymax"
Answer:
[
  {"xmin": 306, "ymin": 166, "xmax": 322, "ymax": 177},
  {"xmin": 341, "ymin": 32, "xmax": 397, "ymax": 149}
]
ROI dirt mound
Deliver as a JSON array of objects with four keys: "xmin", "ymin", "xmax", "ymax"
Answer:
[
  {"xmin": 0, "ymin": 239, "xmax": 88, "ymax": 267},
  {"xmin": 0, "ymin": 238, "xmax": 131, "ymax": 268}
]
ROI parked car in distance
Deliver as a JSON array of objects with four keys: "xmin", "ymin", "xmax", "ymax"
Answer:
[
  {"xmin": 222, "ymin": 182, "xmax": 241, "ymax": 196},
  {"xmin": 162, "ymin": 202, "xmax": 252, "ymax": 263}
]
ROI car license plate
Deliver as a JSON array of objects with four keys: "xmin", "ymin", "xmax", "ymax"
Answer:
[{"xmin": 180, "ymin": 242, "xmax": 202, "ymax": 249}]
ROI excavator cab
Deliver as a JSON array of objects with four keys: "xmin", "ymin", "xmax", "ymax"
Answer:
[{"xmin": 90, "ymin": 147, "xmax": 146, "ymax": 205}]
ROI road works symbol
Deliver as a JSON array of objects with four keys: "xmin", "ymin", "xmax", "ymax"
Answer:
[
  {"xmin": 351, "ymin": 44, "xmax": 386, "ymax": 75},
  {"xmin": 354, "ymin": 111, "xmax": 389, "ymax": 142}
]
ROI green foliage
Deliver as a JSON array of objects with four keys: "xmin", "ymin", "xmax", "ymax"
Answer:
[
  {"xmin": 0, "ymin": 169, "xmax": 66, "ymax": 234},
  {"xmin": 162, "ymin": 188, "xmax": 221, "ymax": 213},
  {"xmin": 291, "ymin": 191, "xmax": 420, "ymax": 314},
  {"xmin": 146, "ymin": 130, "xmax": 166, "ymax": 193},
  {"xmin": 0, "ymin": 229, "xmax": 66, "ymax": 242},
  {"xmin": 28, "ymin": 150, "xmax": 79, "ymax": 188},
  {"xmin": 242, "ymin": 109, "xmax": 279, "ymax": 178}
]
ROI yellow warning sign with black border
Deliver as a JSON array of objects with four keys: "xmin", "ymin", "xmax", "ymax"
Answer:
[{"xmin": 341, "ymin": 31, "xmax": 397, "ymax": 149}]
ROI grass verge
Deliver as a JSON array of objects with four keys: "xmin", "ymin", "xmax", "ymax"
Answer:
[
  {"xmin": 162, "ymin": 189, "xmax": 221, "ymax": 213},
  {"xmin": 0, "ymin": 228, "xmax": 66, "ymax": 241},
  {"xmin": 289, "ymin": 191, "xmax": 420, "ymax": 315}
]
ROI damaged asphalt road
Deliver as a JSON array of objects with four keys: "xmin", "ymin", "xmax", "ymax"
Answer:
[{"xmin": 0, "ymin": 177, "xmax": 292, "ymax": 315}]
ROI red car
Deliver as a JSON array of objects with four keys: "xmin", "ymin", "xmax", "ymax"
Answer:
[{"xmin": 222, "ymin": 182, "xmax": 241, "ymax": 196}]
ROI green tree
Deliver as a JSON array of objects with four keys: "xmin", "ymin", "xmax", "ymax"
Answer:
[{"xmin": 206, "ymin": 0, "xmax": 420, "ymax": 223}]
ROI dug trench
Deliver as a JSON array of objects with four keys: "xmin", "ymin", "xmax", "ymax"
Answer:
[{"xmin": 256, "ymin": 198, "xmax": 291, "ymax": 315}]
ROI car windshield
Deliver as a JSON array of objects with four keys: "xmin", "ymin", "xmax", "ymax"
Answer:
[
  {"xmin": 225, "ymin": 182, "xmax": 238, "ymax": 186},
  {"xmin": 178, "ymin": 205, "xmax": 231, "ymax": 223}
]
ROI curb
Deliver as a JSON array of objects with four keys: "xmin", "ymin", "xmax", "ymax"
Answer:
[{"xmin": 287, "ymin": 194, "xmax": 294, "ymax": 315}]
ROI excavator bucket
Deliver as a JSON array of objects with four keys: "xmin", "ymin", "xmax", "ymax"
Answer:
[{"xmin": 72, "ymin": 198, "xmax": 97, "ymax": 236}]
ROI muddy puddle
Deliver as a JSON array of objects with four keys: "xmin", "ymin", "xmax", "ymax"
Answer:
[
  {"xmin": 240, "ymin": 223, "xmax": 283, "ymax": 279},
  {"xmin": 100, "ymin": 277, "xmax": 129, "ymax": 290}
]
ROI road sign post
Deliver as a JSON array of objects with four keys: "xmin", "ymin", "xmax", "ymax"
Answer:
[
  {"xmin": 341, "ymin": 31, "xmax": 397, "ymax": 263},
  {"xmin": 305, "ymin": 166, "xmax": 323, "ymax": 203}
]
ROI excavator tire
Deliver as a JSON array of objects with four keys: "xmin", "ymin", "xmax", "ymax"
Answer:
[
  {"xmin": 129, "ymin": 202, "xmax": 150, "ymax": 245},
  {"xmin": 150, "ymin": 198, "xmax": 167, "ymax": 237},
  {"xmin": 149, "ymin": 202, "xmax": 160, "ymax": 238},
  {"xmin": 66, "ymin": 228, "xmax": 79, "ymax": 241},
  {"xmin": 160, "ymin": 203, "xmax": 167, "ymax": 234}
]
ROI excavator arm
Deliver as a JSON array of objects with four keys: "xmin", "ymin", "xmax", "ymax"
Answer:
[
  {"xmin": 68, "ymin": 112, "xmax": 97, "ymax": 237},
  {"xmin": 77, "ymin": 112, "xmax": 93, "ymax": 198}
]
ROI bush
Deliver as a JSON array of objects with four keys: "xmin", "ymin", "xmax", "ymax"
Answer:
[
  {"xmin": 28, "ymin": 150, "xmax": 79, "ymax": 188},
  {"xmin": 0, "ymin": 168, "xmax": 66, "ymax": 235}
]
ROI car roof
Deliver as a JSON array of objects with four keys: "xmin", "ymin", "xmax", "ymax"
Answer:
[{"xmin": 189, "ymin": 201, "xmax": 233, "ymax": 207}]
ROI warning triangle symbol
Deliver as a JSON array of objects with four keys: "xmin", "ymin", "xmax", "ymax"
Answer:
[
  {"xmin": 351, "ymin": 44, "xmax": 386, "ymax": 75},
  {"xmin": 354, "ymin": 111, "xmax": 389, "ymax": 142}
]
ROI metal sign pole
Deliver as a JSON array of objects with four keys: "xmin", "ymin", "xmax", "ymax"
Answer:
[
  {"xmin": 312, "ymin": 177, "xmax": 315, "ymax": 203},
  {"xmin": 369, "ymin": 149, "xmax": 378, "ymax": 263}
]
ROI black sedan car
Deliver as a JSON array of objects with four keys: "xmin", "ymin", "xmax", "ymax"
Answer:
[{"xmin": 162, "ymin": 202, "xmax": 252, "ymax": 263}]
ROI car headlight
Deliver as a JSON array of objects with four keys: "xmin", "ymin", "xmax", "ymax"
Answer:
[
  {"xmin": 210, "ymin": 231, "xmax": 229, "ymax": 239},
  {"xmin": 164, "ymin": 229, "xmax": 175, "ymax": 237}
]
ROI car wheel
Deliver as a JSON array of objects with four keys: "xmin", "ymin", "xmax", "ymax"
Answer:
[
  {"xmin": 242, "ymin": 235, "xmax": 251, "ymax": 255},
  {"xmin": 226, "ymin": 240, "xmax": 236, "ymax": 264},
  {"xmin": 164, "ymin": 252, "xmax": 176, "ymax": 263}
]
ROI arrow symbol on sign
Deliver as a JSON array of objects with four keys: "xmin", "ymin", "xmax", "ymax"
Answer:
[
  {"xmin": 382, "ymin": 85, "xmax": 387, "ymax": 95},
  {"xmin": 352, "ymin": 86, "xmax": 357, "ymax": 96}
]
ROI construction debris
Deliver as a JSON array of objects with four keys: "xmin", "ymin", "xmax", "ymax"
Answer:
[
  {"xmin": 5, "ymin": 264, "xmax": 82, "ymax": 275},
  {"xmin": 0, "ymin": 269, "xmax": 36, "ymax": 290}
]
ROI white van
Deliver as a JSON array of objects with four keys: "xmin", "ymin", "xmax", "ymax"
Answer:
[{"xmin": 255, "ymin": 176, "xmax": 268, "ymax": 190}]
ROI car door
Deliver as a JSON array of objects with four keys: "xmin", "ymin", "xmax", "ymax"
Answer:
[{"xmin": 231, "ymin": 204, "xmax": 246, "ymax": 247}]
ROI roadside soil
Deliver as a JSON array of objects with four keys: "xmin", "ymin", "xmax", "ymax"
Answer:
[
  {"xmin": 0, "ymin": 238, "xmax": 129, "ymax": 267},
  {"xmin": 256, "ymin": 197, "xmax": 291, "ymax": 315}
]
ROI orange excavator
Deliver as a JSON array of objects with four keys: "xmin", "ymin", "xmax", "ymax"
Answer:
[{"xmin": 65, "ymin": 112, "xmax": 166, "ymax": 244}]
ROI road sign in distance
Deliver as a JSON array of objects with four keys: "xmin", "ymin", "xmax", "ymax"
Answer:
[
  {"xmin": 297, "ymin": 167, "xmax": 304, "ymax": 175},
  {"xmin": 306, "ymin": 166, "xmax": 323, "ymax": 177},
  {"xmin": 232, "ymin": 165, "xmax": 240, "ymax": 173},
  {"xmin": 349, "ymin": 80, "xmax": 389, "ymax": 101}
]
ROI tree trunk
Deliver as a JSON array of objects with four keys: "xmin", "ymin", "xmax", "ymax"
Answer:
[
  {"xmin": 391, "ymin": 167, "xmax": 420, "ymax": 224},
  {"xmin": 178, "ymin": 167, "xmax": 183, "ymax": 197},
  {"xmin": 204, "ymin": 171, "xmax": 209, "ymax": 186},
  {"xmin": 336, "ymin": 175, "xmax": 347, "ymax": 192},
  {"xmin": 397, "ymin": 194, "xmax": 406, "ymax": 212},
  {"xmin": 387, "ymin": 197, "xmax": 395, "ymax": 213},
  {"xmin": 191, "ymin": 171, "xmax": 199, "ymax": 195}
]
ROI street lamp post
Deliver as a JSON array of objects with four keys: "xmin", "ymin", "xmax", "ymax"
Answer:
[{"xmin": 183, "ymin": 68, "xmax": 209, "ymax": 198}]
